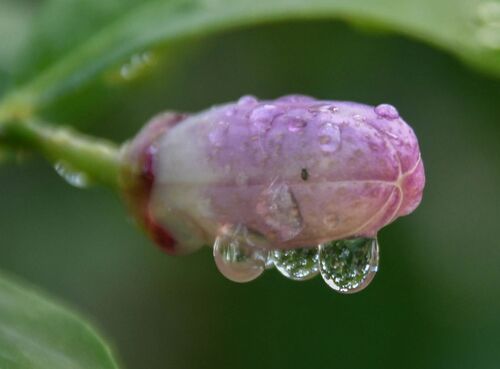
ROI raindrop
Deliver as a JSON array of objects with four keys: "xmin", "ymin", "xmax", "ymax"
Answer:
[
  {"xmin": 318, "ymin": 123, "xmax": 341, "ymax": 153},
  {"xmin": 374, "ymin": 104, "xmax": 399, "ymax": 120},
  {"xmin": 287, "ymin": 118, "xmax": 307, "ymax": 132},
  {"xmin": 272, "ymin": 247, "xmax": 320, "ymax": 281},
  {"xmin": 249, "ymin": 104, "xmax": 278, "ymax": 133},
  {"xmin": 213, "ymin": 225, "xmax": 269, "ymax": 283},
  {"xmin": 255, "ymin": 182, "xmax": 303, "ymax": 241},
  {"xmin": 319, "ymin": 237, "xmax": 379, "ymax": 293},
  {"xmin": 308, "ymin": 104, "xmax": 339, "ymax": 114},
  {"xmin": 54, "ymin": 161, "xmax": 90, "ymax": 188},
  {"xmin": 353, "ymin": 114, "xmax": 366, "ymax": 122},
  {"xmin": 237, "ymin": 95, "xmax": 258, "ymax": 106},
  {"xmin": 276, "ymin": 95, "xmax": 315, "ymax": 103},
  {"xmin": 120, "ymin": 51, "xmax": 155, "ymax": 81},
  {"xmin": 384, "ymin": 130, "xmax": 399, "ymax": 140},
  {"xmin": 208, "ymin": 121, "xmax": 228, "ymax": 147}
]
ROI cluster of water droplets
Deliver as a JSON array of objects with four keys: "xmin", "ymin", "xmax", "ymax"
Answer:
[{"xmin": 213, "ymin": 225, "xmax": 379, "ymax": 293}]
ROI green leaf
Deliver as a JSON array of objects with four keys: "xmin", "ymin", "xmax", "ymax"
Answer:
[
  {"xmin": 0, "ymin": 0, "xmax": 36, "ymax": 96},
  {"xmin": 14, "ymin": 0, "xmax": 142, "ymax": 82},
  {"xmin": 6, "ymin": 0, "xmax": 500, "ymax": 113},
  {"xmin": 0, "ymin": 272, "xmax": 119, "ymax": 369}
]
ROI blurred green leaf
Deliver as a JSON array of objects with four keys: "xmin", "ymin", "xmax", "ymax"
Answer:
[
  {"xmin": 0, "ymin": 272, "xmax": 119, "ymax": 369},
  {"xmin": 0, "ymin": 0, "xmax": 36, "ymax": 95},
  {"xmin": 15, "ymin": 0, "xmax": 141, "ymax": 82},
  {"xmin": 8, "ymin": 0, "xmax": 500, "ymax": 112}
]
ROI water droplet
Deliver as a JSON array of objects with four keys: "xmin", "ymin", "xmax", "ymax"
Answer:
[
  {"xmin": 276, "ymin": 95, "xmax": 315, "ymax": 103},
  {"xmin": 272, "ymin": 247, "xmax": 320, "ymax": 281},
  {"xmin": 120, "ymin": 51, "xmax": 155, "ymax": 80},
  {"xmin": 54, "ymin": 161, "xmax": 90, "ymax": 188},
  {"xmin": 213, "ymin": 225, "xmax": 269, "ymax": 283},
  {"xmin": 287, "ymin": 118, "xmax": 307, "ymax": 132},
  {"xmin": 238, "ymin": 95, "xmax": 258, "ymax": 106},
  {"xmin": 208, "ymin": 120, "xmax": 228, "ymax": 147},
  {"xmin": 319, "ymin": 237, "xmax": 379, "ymax": 293},
  {"xmin": 374, "ymin": 104, "xmax": 399, "ymax": 120},
  {"xmin": 256, "ymin": 182, "xmax": 303, "ymax": 241},
  {"xmin": 318, "ymin": 123, "xmax": 341, "ymax": 153},
  {"xmin": 308, "ymin": 104, "xmax": 339, "ymax": 113},
  {"xmin": 385, "ymin": 130, "xmax": 399, "ymax": 140},
  {"xmin": 353, "ymin": 114, "xmax": 366, "ymax": 122},
  {"xmin": 249, "ymin": 104, "xmax": 278, "ymax": 133}
]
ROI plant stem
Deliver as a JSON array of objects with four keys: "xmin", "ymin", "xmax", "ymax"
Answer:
[{"xmin": 0, "ymin": 118, "xmax": 122, "ymax": 189}]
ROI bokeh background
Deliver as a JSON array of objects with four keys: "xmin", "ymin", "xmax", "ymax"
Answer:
[{"xmin": 1, "ymin": 0, "xmax": 500, "ymax": 368}]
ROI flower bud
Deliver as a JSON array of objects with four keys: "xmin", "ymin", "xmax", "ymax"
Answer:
[{"xmin": 121, "ymin": 95, "xmax": 424, "ymax": 255}]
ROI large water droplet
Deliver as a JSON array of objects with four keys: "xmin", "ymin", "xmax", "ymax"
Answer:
[
  {"xmin": 255, "ymin": 182, "xmax": 303, "ymax": 241},
  {"xmin": 272, "ymin": 247, "xmax": 320, "ymax": 281},
  {"xmin": 213, "ymin": 225, "xmax": 269, "ymax": 283},
  {"xmin": 54, "ymin": 161, "xmax": 90, "ymax": 188},
  {"xmin": 318, "ymin": 123, "xmax": 341, "ymax": 153},
  {"xmin": 319, "ymin": 237, "xmax": 379, "ymax": 293},
  {"xmin": 374, "ymin": 104, "xmax": 399, "ymax": 120}
]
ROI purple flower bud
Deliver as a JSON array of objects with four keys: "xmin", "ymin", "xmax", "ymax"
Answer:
[{"xmin": 122, "ymin": 95, "xmax": 425, "ymax": 256}]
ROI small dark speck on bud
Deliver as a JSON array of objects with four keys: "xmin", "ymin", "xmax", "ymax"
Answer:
[{"xmin": 301, "ymin": 168, "xmax": 309, "ymax": 181}]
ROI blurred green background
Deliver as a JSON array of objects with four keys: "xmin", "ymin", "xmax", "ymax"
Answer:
[{"xmin": 1, "ymin": 0, "xmax": 500, "ymax": 368}]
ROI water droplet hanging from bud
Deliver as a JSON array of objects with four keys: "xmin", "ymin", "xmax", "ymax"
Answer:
[
  {"xmin": 319, "ymin": 237, "xmax": 379, "ymax": 293},
  {"xmin": 213, "ymin": 225, "xmax": 269, "ymax": 283},
  {"xmin": 272, "ymin": 247, "xmax": 320, "ymax": 281},
  {"xmin": 54, "ymin": 161, "xmax": 91, "ymax": 188}
]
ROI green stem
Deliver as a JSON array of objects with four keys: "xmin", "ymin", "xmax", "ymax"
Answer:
[{"xmin": 0, "ymin": 118, "xmax": 122, "ymax": 189}]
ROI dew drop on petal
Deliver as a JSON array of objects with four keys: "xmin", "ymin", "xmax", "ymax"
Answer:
[
  {"xmin": 353, "ymin": 114, "xmax": 366, "ymax": 122},
  {"xmin": 272, "ymin": 247, "xmax": 320, "ymax": 281},
  {"xmin": 276, "ymin": 95, "xmax": 315, "ymax": 103},
  {"xmin": 256, "ymin": 182, "xmax": 304, "ymax": 241},
  {"xmin": 318, "ymin": 123, "xmax": 341, "ymax": 153},
  {"xmin": 318, "ymin": 237, "xmax": 379, "ymax": 293},
  {"xmin": 54, "ymin": 161, "xmax": 90, "ymax": 188},
  {"xmin": 208, "ymin": 121, "xmax": 228, "ymax": 147},
  {"xmin": 374, "ymin": 104, "xmax": 400, "ymax": 120},
  {"xmin": 213, "ymin": 225, "xmax": 269, "ymax": 283},
  {"xmin": 249, "ymin": 104, "xmax": 278, "ymax": 133},
  {"xmin": 237, "ymin": 95, "xmax": 258, "ymax": 106},
  {"xmin": 287, "ymin": 118, "xmax": 307, "ymax": 132}
]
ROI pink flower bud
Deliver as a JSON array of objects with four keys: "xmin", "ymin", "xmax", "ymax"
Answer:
[{"xmin": 122, "ymin": 95, "xmax": 425, "ymax": 256}]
